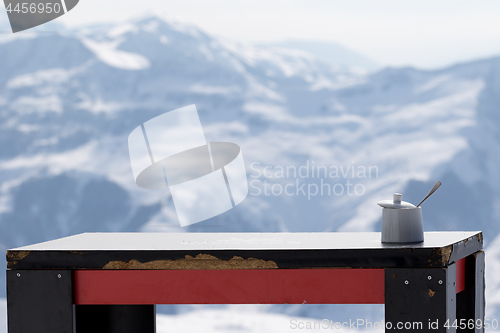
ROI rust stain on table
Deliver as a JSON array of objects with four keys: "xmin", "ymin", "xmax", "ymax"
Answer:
[
  {"xmin": 103, "ymin": 253, "xmax": 278, "ymax": 270},
  {"xmin": 6, "ymin": 251, "xmax": 30, "ymax": 266}
]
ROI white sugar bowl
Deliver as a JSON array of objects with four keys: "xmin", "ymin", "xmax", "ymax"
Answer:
[{"xmin": 378, "ymin": 193, "xmax": 424, "ymax": 243}]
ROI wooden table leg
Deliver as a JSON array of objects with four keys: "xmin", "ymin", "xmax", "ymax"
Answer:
[
  {"xmin": 456, "ymin": 251, "xmax": 485, "ymax": 333},
  {"xmin": 385, "ymin": 265, "xmax": 457, "ymax": 333},
  {"xmin": 7, "ymin": 270, "xmax": 74, "ymax": 333},
  {"xmin": 75, "ymin": 305, "xmax": 156, "ymax": 333}
]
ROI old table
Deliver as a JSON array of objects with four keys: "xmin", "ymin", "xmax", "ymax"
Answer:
[{"xmin": 6, "ymin": 231, "xmax": 484, "ymax": 333}]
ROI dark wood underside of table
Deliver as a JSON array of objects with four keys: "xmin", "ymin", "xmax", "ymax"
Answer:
[{"xmin": 7, "ymin": 232, "xmax": 483, "ymax": 269}]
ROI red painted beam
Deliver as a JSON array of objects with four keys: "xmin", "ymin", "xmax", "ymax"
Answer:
[
  {"xmin": 456, "ymin": 257, "xmax": 465, "ymax": 293},
  {"xmin": 74, "ymin": 269, "xmax": 385, "ymax": 305}
]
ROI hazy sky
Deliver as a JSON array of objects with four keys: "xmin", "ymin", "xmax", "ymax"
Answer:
[{"xmin": 10, "ymin": 0, "xmax": 500, "ymax": 69}]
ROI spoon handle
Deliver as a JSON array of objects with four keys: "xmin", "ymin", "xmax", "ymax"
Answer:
[{"xmin": 417, "ymin": 181, "xmax": 442, "ymax": 207}]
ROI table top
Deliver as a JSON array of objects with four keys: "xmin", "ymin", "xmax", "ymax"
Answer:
[{"xmin": 7, "ymin": 231, "xmax": 483, "ymax": 270}]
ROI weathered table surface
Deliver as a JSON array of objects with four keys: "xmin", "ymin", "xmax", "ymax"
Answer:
[{"xmin": 7, "ymin": 231, "xmax": 483, "ymax": 270}]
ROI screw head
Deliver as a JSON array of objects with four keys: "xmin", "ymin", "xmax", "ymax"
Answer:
[
  {"xmin": 16, "ymin": 273, "xmax": 21, "ymax": 277},
  {"xmin": 438, "ymin": 280, "xmax": 443, "ymax": 284},
  {"xmin": 428, "ymin": 276, "xmax": 432, "ymax": 280},
  {"xmin": 404, "ymin": 280, "xmax": 409, "ymax": 285},
  {"xmin": 57, "ymin": 274, "xmax": 62, "ymax": 279}
]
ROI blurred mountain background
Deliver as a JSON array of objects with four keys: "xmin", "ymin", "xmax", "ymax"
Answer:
[
  {"xmin": 258, "ymin": 40, "xmax": 380, "ymax": 71},
  {"xmin": 1, "ymin": 12, "xmax": 500, "ymax": 331}
]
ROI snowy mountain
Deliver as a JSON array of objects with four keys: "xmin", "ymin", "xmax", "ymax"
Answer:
[
  {"xmin": 1, "ymin": 12, "xmax": 500, "ymax": 321},
  {"xmin": 260, "ymin": 39, "xmax": 380, "ymax": 71}
]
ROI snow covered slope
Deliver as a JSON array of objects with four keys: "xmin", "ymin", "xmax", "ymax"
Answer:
[
  {"xmin": 0, "ymin": 299, "xmax": 5, "ymax": 333},
  {"xmin": 1, "ymin": 12, "xmax": 500, "ymax": 319},
  {"xmin": 156, "ymin": 308, "xmax": 384, "ymax": 333}
]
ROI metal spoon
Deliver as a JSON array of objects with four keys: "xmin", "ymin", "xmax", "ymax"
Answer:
[{"xmin": 416, "ymin": 181, "xmax": 442, "ymax": 207}]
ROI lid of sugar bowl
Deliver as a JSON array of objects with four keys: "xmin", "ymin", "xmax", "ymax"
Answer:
[
  {"xmin": 378, "ymin": 181, "xmax": 442, "ymax": 209},
  {"xmin": 377, "ymin": 193, "xmax": 416, "ymax": 209}
]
